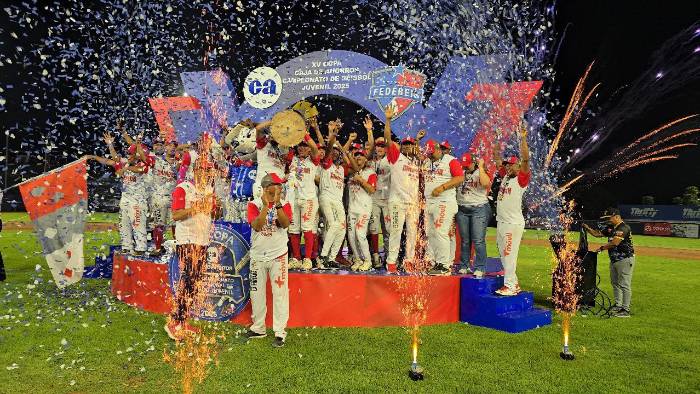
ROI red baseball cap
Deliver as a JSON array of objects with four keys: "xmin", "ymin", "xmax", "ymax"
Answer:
[
  {"xmin": 439, "ymin": 140, "xmax": 451, "ymax": 149},
  {"xmin": 354, "ymin": 149, "xmax": 368, "ymax": 157},
  {"xmin": 374, "ymin": 137, "xmax": 386, "ymax": 147},
  {"xmin": 460, "ymin": 153, "xmax": 473, "ymax": 167},
  {"xmin": 401, "ymin": 137, "xmax": 416, "ymax": 145},
  {"xmin": 261, "ymin": 172, "xmax": 286, "ymax": 188},
  {"xmin": 503, "ymin": 156, "xmax": 519, "ymax": 165},
  {"xmin": 351, "ymin": 142, "xmax": 363, "ymax": 151}
]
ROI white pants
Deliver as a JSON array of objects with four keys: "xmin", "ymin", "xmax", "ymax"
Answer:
[
  {"xmin": 347, "ymin": 210, "xmax": 371, "ymax": 262},
  {"xmin": 149, "ymin": 193, "xmax": 172, "ymax": 227},
  {"xmin": 369, "ymin": 200, "xmax": 390, "ymax": 253},
  {"xmin": 249, "ymin": 253, "xmax": 289, "ymax": 339},
  {"xmin": 319, "ymin": 197, "xmax": 346, "ymax": 258},
  {"xmin": 425, "ymin": 201, "xmax": 458, "ymax": 267},
  {"xmin": 387, "ymin": 200, "xmax": 419, "ymax": 264},
  {"xmin": 289, "ymin": 198, "xmax": 319, "ymax": 234},
  {"xmin": 119, "ymin": 196, "xmax": 148, "ymax": 252},
  {"xmin": 449, "ymin": 219, "xmax": 456, "ymax": 264},
  {"xmin": 496, "ymin": 222, "xmax": 525, "ymax": 289}
]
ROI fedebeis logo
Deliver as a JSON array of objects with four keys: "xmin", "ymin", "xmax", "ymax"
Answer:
[
  {"xmin": 244, "ymin": 66, "xmax": 282, "ymax": 109},
  {"xmin": 369, "ymin": 65, "xmax": 426, "ymax": 120}
]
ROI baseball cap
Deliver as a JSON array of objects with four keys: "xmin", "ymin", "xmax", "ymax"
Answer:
[
  {"xmin": 374, "ymin": 137, "xmax": 386, "ymax": 147},
  {"xmin": 401, "ymin": 137, "xmax": 417, "ymax": 145},
  {"xmin": 351, "ymin": 142, "xmax": 363, "ymax": 151},
  {"xmin": 261, "ymin": 173, "xmax": 286, "ymax": 188},
  {"xmin": 503, "ymin": 156, "xmax": 519, "ymax": 165},
  {"xmin": 600, "ymin": 207, "xmax": 621, "ymax": 219},
  {"xmin": 354, "ymin": 149, "xmax": 368, "ymax": 157},
  {"xmin": 424, "ymin": 139, "xmax": 438, "ymax": 155},
  {"xmin": 460, "ymin": 153, "xmax": 473, "ymax": 167},
  {"xmin": 439, "ymin": 140, "xmax": 451, "ymax": 149}
]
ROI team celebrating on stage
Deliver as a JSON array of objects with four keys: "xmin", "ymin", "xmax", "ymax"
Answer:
[{"xmin": 85, "ymin": 100, "xmax": 532, "ymax": 345}]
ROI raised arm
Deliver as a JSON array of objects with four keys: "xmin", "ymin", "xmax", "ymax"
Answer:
[
  {"xmin": 364, "ymin": 115, "xmax": 375, "ymax": 158},
  {"xmin": 84, "ymin": 155, "xmax": 117, "ymax": 167},
  {"xmin": 255, "ymin": 119, "xmax": 272, "ymax": 139},
  {"xmin": 477, "ymin": 158, "xmax": 491, "ymax": 188},
  {"xmin": 304, "ymin": 133, "xmax": 320, "ymax": 158},
  {"xmin": 338, "ymin": 141, "xmax": 359, "ymax": 173},
  {"xmin": 519, "ymin": 122, "xmax": 530, "ymax": 173},
  {"xmin": 343, "ymin": 132, "xmax": 357, "ymax": 152},
  {"xmin": 103, "ymin": 132, "xmax": 120, "ymax": 161},
  {"xmin": 383, "ymin": 105, "xmax": 396, "ymax": 149},
  {"xmin": 116, "ymin": 119, "xmax": 135, "ymax": 146},
  {"xmin": 325, "ymin": 120, "xmax": 339, "ymax": 158},
  {"xmin": 582, "ymin": 223, "xmax": 604, "ymax": 238},
  {"xmin": 492, "ymin": 137, "xmax": 503, "ymax": 168},
  {"xmin": 309, "ymin": 117, "xmax": 325, "ymax": 146}
]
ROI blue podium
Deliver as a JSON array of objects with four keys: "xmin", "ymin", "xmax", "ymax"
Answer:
[{"xmin": 459, "ymin": 276, "xmax": 552, "ymax": 333}]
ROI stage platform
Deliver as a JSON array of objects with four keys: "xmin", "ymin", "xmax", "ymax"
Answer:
[{"xmin": 102, "ymin": 251, "xmax": 550, "ymax": 332}]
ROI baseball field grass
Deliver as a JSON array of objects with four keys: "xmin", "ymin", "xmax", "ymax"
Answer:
[{"xmin": 0, "ymin": 222, "xmax": 698, "ymax": 393}]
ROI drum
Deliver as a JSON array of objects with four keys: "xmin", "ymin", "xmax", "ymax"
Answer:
[{"xmin": 270, "ymin": 110, "xmax": 307, "ymax": 147}]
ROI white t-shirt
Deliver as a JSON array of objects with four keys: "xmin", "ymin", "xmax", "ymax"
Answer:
[
  {"xmin": 457, "ymin": 168, "xmax": 491, "ymax": 206},
  {"xmin": 319, "ymin": 157, "xmax": 347, "ymax": 201},
  {"xmin": 171, "ymin": 181, "xmax": 214, "ymax": 246},
  {"xmin": 290, "ymin": 154, "xmax": 321, "ymax": 201},
  {"xmin": 373, "ymin": 156, "xmax": 391, "ymax": 203},
  {"xmin": 496, "ymin": 170, "xmax": 530, "ymax": 226},
  {"xmin": 386, "ymin": 144, "xmax": 420, "ymax": 203},
  {"xmin": 423, "ymin": 154, "xmax": 463, "ymax": 203},
  {"xmin": 247, "ymin": 199, "xmax": 293, "ymax": 260},
  {"xmin": 348, "ymin": 167, "xmax": 377, "ymax": 214}
]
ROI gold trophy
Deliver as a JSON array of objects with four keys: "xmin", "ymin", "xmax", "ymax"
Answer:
[{"xmin": 269, "ymin": 109, "xmax": 307, "ymax": 147}]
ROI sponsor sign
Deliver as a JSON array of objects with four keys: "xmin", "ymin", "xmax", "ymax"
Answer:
[
  {"xmin": 643, "ymin": 222, "xmax": 672, "ymax": 236},
  {"xmin": 619, "ymin": 205, "xmax": 700, "ymax": 223},
  {"xmin": 244, "ymin": 66, "xmax": 282, "ymax": 109},
  {"xmin": 168, "ymin": 222, "xmax": 251, "ymax": 321}
]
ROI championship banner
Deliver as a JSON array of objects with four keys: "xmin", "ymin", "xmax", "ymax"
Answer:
[{"xmin": 18, "ymin": 159, "xmax": 88, "ymax": 288}]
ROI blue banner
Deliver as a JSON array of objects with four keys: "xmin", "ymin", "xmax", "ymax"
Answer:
[{"xmin": 619, "ymin": 205, "xmax": 700, "ymax": 223}]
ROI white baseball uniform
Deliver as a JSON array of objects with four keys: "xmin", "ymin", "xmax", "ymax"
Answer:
[
  {"xmin": 423, "ymin": 154, "xmax": 462, "ymax": 268},
  {"xmin": 369, "ymin": 156, "xmax": 391, "ymax": 253},
  {"xmin": 347, "ymin": 167, "xmax": 377, "ymax": 263},
  {"xmin": 288, "ymin": 154, "xmax": 321, "ymax": 234},
  {"xmin": 254, "ymin": 135, "xmax": 292, "ymax": 199},
  {"xmin": 318, "ymin": 157, "xmax": 347, "ymax": 259},
  {"xmin": 496, "ymin": 169, "xmax": 530, "ymax": 289},
  {"xmin": 386, "ymin": 144, "xmax": 420, "ymax": 265},
  {"xmin": 115, "ymin": 160, "xmax": 150, "ymax": 252},
  {"xmin": 148, "ymin": 154, "xmax": 177, "ymax": 227},
  {"xmin": 247, "ymin": 200, "xmax": 293, "ymax": 339}
]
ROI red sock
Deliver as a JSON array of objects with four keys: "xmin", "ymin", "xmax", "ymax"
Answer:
[
  {"xmin": 303, "ymin": 231, "xmax": 315, "ymax": 259},
  {"xmin": 290, "ymin": 234, "xmax": 302, "ymax": 260},
  {"xmin": 153, "ymin": 227, "xmax": 164, "ymax": 250},
  {"xmin": 370, "ymin": 234, "xmax": 379, "ymax": 254}
]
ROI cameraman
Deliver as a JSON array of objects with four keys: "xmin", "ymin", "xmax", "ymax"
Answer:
[{"xmin": 583, "ymin": 208, "xmax": 635, "ymax": 318}]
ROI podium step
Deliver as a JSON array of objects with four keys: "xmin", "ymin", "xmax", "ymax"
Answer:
[{"xmin": 459, "ymin": 276, "xmax": 552, "ymax": 333}]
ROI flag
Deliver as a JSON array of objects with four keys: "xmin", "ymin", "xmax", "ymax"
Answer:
[{"xmin": 19, "ymin": 159, "xmax": 88, "ymax": 288}]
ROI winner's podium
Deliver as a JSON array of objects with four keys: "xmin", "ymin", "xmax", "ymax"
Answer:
[{"xmin": 459, "ymin": 276, "xmax": 551, "ymax": 333}]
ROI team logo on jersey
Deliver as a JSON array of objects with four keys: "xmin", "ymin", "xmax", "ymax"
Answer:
[
  {"xmin": 168, "ymin": 223, "xmax": 251, "ymax": 321},
  {"xmin": 369, "ymin": 65, "xmax": 426, "ymax": 120},
  {"xmin": 244, "ymin": 66, "xmax": 282, "ymax": 109}
]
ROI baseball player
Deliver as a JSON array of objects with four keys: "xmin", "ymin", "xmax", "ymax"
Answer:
[
  {"xmin": 87, "ymin": 132, "xmax": 150, "ymax": 256},
  {"xmin": 147, "ymin": 140, "xmax": 178, "ymax": 256},
  {"xmin": 383, "ymin": 105, "xmax": 421, "ymax": 273},
  {"xmin": 492, "ymin": 123, "xmax": 531, "ymax": 296},
  {"xmin": 423, "ymin": 140, "xmax": 464, "ymax": 275},
  {"xmin": 254, "ymin": 119, "xmax": 293, "ymax": 200},
  {"xmin": 365, "ymin": 118, "xmax": 391, "ymax": 269},
  {"xmin": 245, "ymin": 173, "xmax": 293, "ymax": 348},
  {"xmin": 455, "ymin": 153, "xmax": 492, "ymax": 277},
  {"xmin": 165, "ymin": 156, "xmax": 220, "ymax": 340},
  {"xmin": 347, "ymin": 148, "xmax": 377, "ymax": 271},
  {"xmin": 288, "ymin": 134, "xmax": 321, "ymax": 271},
  {"xmin": 317, "ymin": 120, "xmax": 355, "ymax": 269}
]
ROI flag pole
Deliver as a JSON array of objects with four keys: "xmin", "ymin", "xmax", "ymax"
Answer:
[{"xmin": 1, "ymin": 157, "xmax": 87, "ymax": 193}]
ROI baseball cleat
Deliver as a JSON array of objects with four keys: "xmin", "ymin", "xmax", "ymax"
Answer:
[
  {"xmin": 495, "ymin": 285, "xmax": 521, "ymax": 296},
  {"xmin": 288, "ymin": 258, "xmax": 300, "ymax": 269},
  {"xmin": 301, "ymin": 258, "xmax": 313, "ymax": 270}
]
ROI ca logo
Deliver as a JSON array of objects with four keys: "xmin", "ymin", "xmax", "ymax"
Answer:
[{"xmin": 244, "ymin": 66, "xmax": 282, "ymax": 109}]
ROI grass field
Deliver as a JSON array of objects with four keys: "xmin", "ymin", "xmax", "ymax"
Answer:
[{"xmin": 0, "ymin": 224, "xmax": 699, "ymax": 393}]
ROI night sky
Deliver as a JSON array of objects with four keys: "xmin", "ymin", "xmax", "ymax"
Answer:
[{"xmin": 0, "ymin": 0, "xmax": 698, "ymax": 217}]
